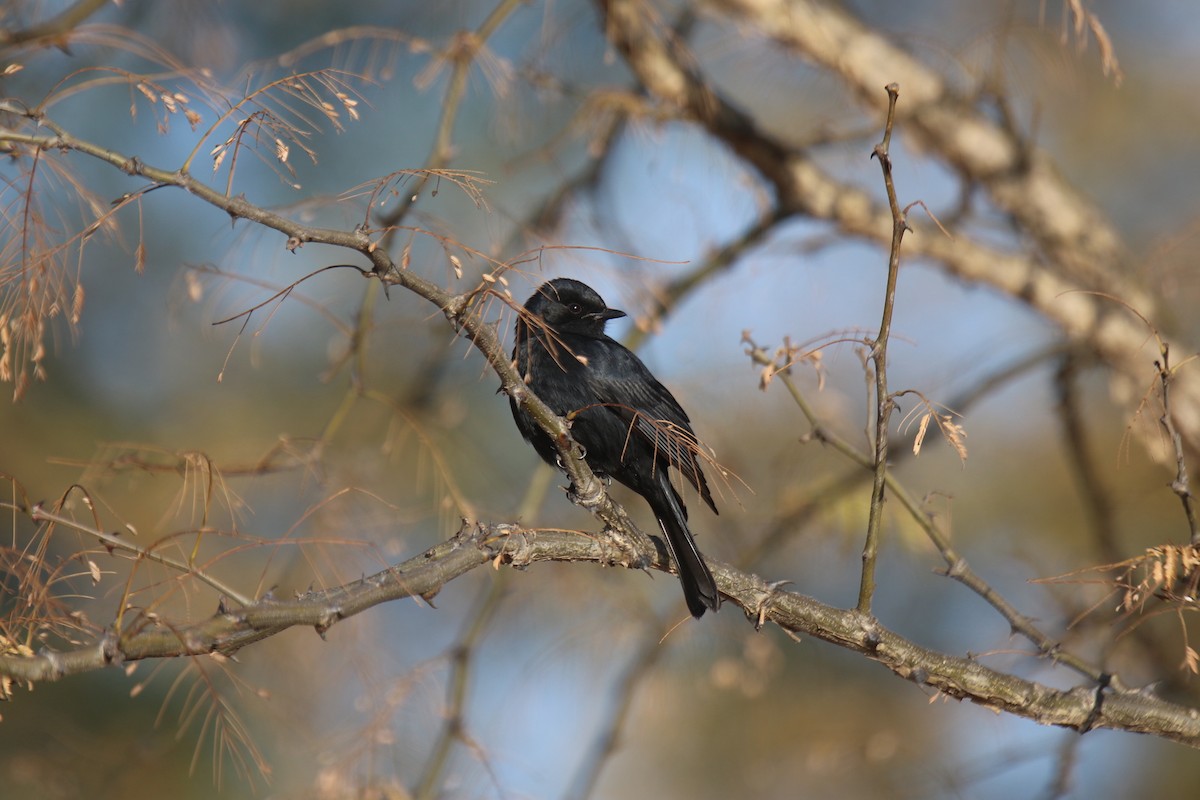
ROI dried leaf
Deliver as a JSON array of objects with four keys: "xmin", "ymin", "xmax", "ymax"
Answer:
[
  {"xmin": 913, "ymin": 413, "xmax": 931, "ymax": 456},
  {"xmin": 759, "ymin": 364, "xmax": 775, "ymax": 391},
  {"xmin": 71, "ymin": 284, "xmax": 85, "ymax": 324},
  {"xmin": 940, "ymin": 414, "xmax": 969, "ymax": 462}
]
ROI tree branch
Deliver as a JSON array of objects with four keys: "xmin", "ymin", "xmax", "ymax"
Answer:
[
  {"xmin": 0, "ymin": 0, "xmax": 109, "ymax": 48},
  {"xmin": 4, "ymin": 518, "xmax": 1198, "ymax": 748},
  {"xmin": 600, "ymin": 0, "xmax": 1200, "ymax": 458}
]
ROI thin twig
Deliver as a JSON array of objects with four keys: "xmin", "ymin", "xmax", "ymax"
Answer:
[
  {"xmin": 858, "ymin": 83, "xmax": 907, "ymax": 614},
  {"xmin": 564, "ymin": 633, "xmax": 665, "ymax": 800},
  {"xmin": 1157, "ymin": 343, "xmax": 1200, "ymax": 544},
  {"xmin": 26, "ymin": 505, "xmax": 253, "ymax": 607},
  {"xmin": 1056, "ymin": 353, "xmax": 1123, "ymax": 564},
  {"xmin": 413, "ymin": 575, "xmax": 507, "ymax": 800},
  {"xmin": 742, "ymin": 338, "xmax": 1113, "ymax": 686},
  {"xmin": 378, "ymin": 0, "xmax": 525, "ymax": 232}
]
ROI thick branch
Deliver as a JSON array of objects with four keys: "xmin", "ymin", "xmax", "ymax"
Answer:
[
  {"xmin": 709, "ymin": 0, "xmax": 1133, "ymax": 293},
  {"xmin": 600, "ymin": 0, "xmax": 1200, "ymax": 453},
  {"xmin": 3, "ymin": 519, "xmax": 1198, "ymax": 748},
  {"xmin": 0, "ymin": 0, "xmax": 109, "ymax": 48}
]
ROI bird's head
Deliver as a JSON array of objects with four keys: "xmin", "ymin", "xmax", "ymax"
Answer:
[{"xmin": 523, "ymin": 278, "xmax": 626, "ymax": 336}]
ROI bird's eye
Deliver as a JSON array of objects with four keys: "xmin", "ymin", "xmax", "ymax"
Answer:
[{"xmin": 568, "ymin": 303, "xmax": 582, "ymax": 314}]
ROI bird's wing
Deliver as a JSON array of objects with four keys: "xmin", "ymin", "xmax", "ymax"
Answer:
[{"xmin": 577, "ymin": 337, "xmax": 718, "ymax": 514}]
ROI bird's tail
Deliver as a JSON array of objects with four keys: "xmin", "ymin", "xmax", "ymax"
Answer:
[{"xmin": 651, "ymin": 471, "xmax": 720, "ymax": 617}]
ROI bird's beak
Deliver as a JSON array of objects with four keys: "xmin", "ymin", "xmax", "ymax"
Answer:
[{"xmin": 596, "ymin": 308, "xmax": 626, "ymax": 321}]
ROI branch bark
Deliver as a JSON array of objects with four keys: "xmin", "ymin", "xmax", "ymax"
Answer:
[{"xmin": 4, "ymin": 519, "xmax": 1198, "ymax": 748}]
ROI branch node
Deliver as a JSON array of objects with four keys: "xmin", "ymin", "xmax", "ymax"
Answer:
[
  {"xmin": 746, "ymin": 579, "xmax": 792, "ymax": 631},
  {"xmin": 443, "ymin": 293, "xmax": 468, "ymax": 320},
  {"xmin": 100, "ymin": 630, "xmax": 122, "ymax": 666},
  {"xmin": 498, "ymin": 527, "xmax": 535, "ymax": 569},
  {"xmin": 314, "ymin": 606, "xmax": 344, "ymax": 638},
  {"xmin": 456, "ymin": 518, "xmax": 488, "ymax": 547},
  {"xmin": 945, "ymin": 556, "xmax": 968, "ymax": 578},
  {"xmin": 1081, "ymin": 672, "xmax": 1112, "ymax": 733},
  {"xmin": 566, "ymin": 473, "xmax": 606, "ymax": 511},
  {"xmin": 858, "ymin": 613, "xmax": 882, "ymax": 652},
  {"xmin": 599, "ymin": 524, "xmax": 648, "ymax": 571}
]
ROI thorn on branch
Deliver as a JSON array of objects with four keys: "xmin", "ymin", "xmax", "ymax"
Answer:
[
  {"xmin": 503, "ymin": 380, "xmax": 527, "ymax": 403},
  {"xmin": 442, "ymin": 293, "xmax": 468, "ymax": 321},
  {"xmin": 460, "ymin": 518, "xmax": 491, "ymax": 547},
  {"xmin": 313, "ymin": 606, "xmax": 344, "ymax": 638},
  {"xmin": 497, "ymin": 527, "xmax": 535, "ymax": 569},
  {"xmin": 566, "ymin": 471, "xmax": 605, "ymax": 511},
  {"xmin": 100, "ymin": 631, "xmax": 121, "ymax": 666},
  {"xmin": 860, "ymin": 614, "xmax": 882, "ymax": 652},
  {"xmin": 746, "ymin": 579, "xmax": 791, "ymax": 631},
  {"xmin": 870, "ymin": 143, "xmax": 890, "ymax": 169}
]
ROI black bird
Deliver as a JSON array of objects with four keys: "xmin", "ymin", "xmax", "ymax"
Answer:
[{"xmin": 509, "ymin": 278, "xmax": 720, "ymax": 617}]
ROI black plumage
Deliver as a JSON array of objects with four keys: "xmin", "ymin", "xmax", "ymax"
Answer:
[{"xmin": 509, "ymin": 278, "xmax": 720, "ymax": 617}]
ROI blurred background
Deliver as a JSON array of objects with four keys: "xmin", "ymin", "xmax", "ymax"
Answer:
[{"xmin": 2, "ymin": 0, "xmax": 1200, "ymax": 797}]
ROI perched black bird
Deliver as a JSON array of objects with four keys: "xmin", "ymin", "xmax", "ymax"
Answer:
[{"xmin": 509, "ymin": 278, "xmax": 720, "ymax": 617}]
